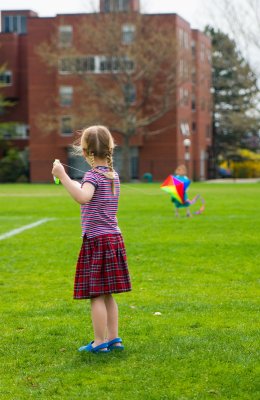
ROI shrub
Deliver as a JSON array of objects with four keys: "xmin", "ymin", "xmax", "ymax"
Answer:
[
  {"xmin": 0, "ymin": 148, "xmax": 29, "ymax": 182},
  {"xmin": 220, "ymin": 149, "xmax": 260, "ymax": 178}
]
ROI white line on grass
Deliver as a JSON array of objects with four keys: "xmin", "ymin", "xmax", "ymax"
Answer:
[{"xmin": 0, "ymin": 218, "xmax": 55, "ymax": 241}]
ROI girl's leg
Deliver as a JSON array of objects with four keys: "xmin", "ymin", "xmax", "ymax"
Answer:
[
  {"xmin": 90, "ymin": 295, "xmax": 108, "ymax": 346},
  {"xmin": 104, "ymin": 294, "xmax": 121, "ymax": 345},
  {"xmin": 186, "ymin": 209, "xmax": 191, "ymax": 217}
]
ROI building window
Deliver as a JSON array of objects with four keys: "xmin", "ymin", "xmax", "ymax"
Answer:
[
  {"xmin": 21, "ymin": 16, "xmax": 27, "ymax": 33},
  {"xmin": 123, "ymin": 57, "xmax": 134, "ymax": 72},
  {"xmin": 184, "ymin": 62, "xmax": 189, "ymax": 80},
  {"xmin": 0, "ymin": 71, "xmax": 12, "ymax": 85},
  {"xmin": 179, "ymin": 60, "xmax": 189, "ymax": 80},
  {"xmin": 59, "ymin": 55, "xmax": 134, "ymax": 74},
  {"xmin": 97, "ymin": 56, "xmax": 134, "ymax": 73},
  {"xmin": 179, "ymin": 29, "xmax": 184, "ymax": 48},
  {"xmin": 179, "ymin": 87, "xmax": 189, "ymax": 106},
  {"xmin": 15, "ymin": 124, "xmax": 28, "ymax": 138},
  {"xmin": 180, "ymin": 122, "xmax": 190, "ymax": 136},
  {"xmin": 61, "ymin": 116, "xmax": 73, "ymax": 136},
  {"xmin": 104, "ymin": 0, "xmax": 110, "ymax": 12},
  {"xmin": 179, "ymin": 29, "xmax": 189, "ymax": 49},
  {"xmin": 191, "ymin": 41, "xmax": 196, "ymax": 58},
  {"xmin": 120, "ymin": 0, "xmax": 130, "ymax": 11},
  {"xmin": 124, "ymin": 83, "xmax": 136, "ymax": 104},
  {"xmin": 104, "ymin": 0, "xmax": 130, "ymax": 12},
  {"xmin": 113, "ymin": 145, "xmax": 139, "ymax": 179},
  {"xmin": 184, "ymin": 31, "xmax": 189, "ymax": 49},
  {"xmin": 99, "ymin": 56, "xmax": 112, "ymax": 72},
  {"xmin": 122, "ymin": 24, "xmax": 135, "ymax": 44},
  {"xmin": 59, "ymin": 58, "xmax": 73, "ymax": 74},
  {"xmin": 3, "ymin": 15, "xmax": 27, "ymax": 33},
  {"xmin": 192, "ymin": 121, "xmax": 196, "ymax": 132},
  {"xmin": 191, "ymin": 94, "xmax": 196, "ymax": 111},
  {"xmin": 82, "ymin": 57, "xmax": 95, "ymax": 72},
  {"xmin": 184, "ymin": 89, "xmax": 189, "ymax": 105},
  {"xmin": 59, "ymin": 25, "xmax": 73, "ymax": 47},
  {"xmin": 60, "ymin": 57, "xmax": 95, "ymax": 73},
  {"xmin": 68, "ymin": 148, "xmax": 90, "ymax": 179},
  {"xmin": 59, "ymin": 86, "xmax": 73, "ymax": 106},
  {"xmin": 3, "ymin": 124, "xmax": 28, "ymax": 139}
]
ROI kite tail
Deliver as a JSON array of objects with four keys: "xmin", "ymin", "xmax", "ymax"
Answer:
[{"xmin": 187, "ymin": 194, "xmax": 205, "ymax": 214}]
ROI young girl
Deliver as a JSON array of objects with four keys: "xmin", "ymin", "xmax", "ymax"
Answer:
[
  {"xmin": 172, "ymin": 164, "xmax": 191, "ymax": 217},
  {"xmin": 52, "ymin": 125, "xmax": 131, "ymax": 353}
]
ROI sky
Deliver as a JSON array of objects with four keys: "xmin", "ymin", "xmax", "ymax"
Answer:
[
  {"xmin": 0, "ymin": 0, "xmax": 208, "ymax": 30},
  {"xmin": 0, "ymin": 0, "xmax": 259, "ymax": 72}
]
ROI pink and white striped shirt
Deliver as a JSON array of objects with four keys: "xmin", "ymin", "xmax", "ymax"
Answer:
[{"xmin": 80, "ymin": 166, "xmax": 121, "ymax": 238}]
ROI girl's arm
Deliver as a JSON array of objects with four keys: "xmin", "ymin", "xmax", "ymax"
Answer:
[{"xmin": 52, "ymin": 163, "xmax": 94, "ymax": 204}]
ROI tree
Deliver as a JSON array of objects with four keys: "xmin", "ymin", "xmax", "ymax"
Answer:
[
  {"xmin": 0, "ymin": 148, "xmax": 28, "ymax": 183},
  {"xmin": 205, "ymin": 26, "xmax": 260, "ymax": 162},
  {"xmin": 204, "ymin": 0, "xmax": 260, "ymax": 77},
  {"xmin": 37, "ymin": 12, "xmax": 191, "ymax": 180},
  {"xmin": 0, "ymin": 64, "xmax": 16, "ymax": 139}
]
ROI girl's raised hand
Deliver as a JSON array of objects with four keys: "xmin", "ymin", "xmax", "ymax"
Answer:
[{"xmin": 52, "ymin": 159, "xmax": 66, "ymax": 180}]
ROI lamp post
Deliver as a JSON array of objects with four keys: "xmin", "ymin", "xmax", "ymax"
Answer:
[{"xmin": 183, "ymin": 138, "xmax": 191, "ymax": 175}]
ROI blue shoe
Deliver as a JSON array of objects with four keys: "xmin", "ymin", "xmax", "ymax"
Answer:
[
  {"xmin": 78, "ymin": 341, "xmax": 110, "ymax": 353},
  {"xmin": 107, "ymin": 338, "xmax": 124, "ymax": 351}
]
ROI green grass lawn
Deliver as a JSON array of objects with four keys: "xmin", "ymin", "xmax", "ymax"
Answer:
[{"xmin": 0, "ymin": 182, "xmax": 259, "ymax": 400}]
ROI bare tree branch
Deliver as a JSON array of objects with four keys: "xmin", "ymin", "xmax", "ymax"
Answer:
[{"xmin": 37, "ymin": 11, "xmax": 195, "ymax": 179}]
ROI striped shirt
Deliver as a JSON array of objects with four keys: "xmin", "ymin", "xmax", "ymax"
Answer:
[{"xmin": 80, "ymin": 166, "xmax": 121, "ymax": 238}]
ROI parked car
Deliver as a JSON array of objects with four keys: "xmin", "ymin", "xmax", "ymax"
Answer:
[{"xmin": 217, "ymin": 167, "xmax": 232, "ymax": 178}]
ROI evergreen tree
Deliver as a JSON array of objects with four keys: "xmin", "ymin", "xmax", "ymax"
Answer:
[{"xmin": 205, "ymin": 26, "xmax": 260, "ymax": 160}]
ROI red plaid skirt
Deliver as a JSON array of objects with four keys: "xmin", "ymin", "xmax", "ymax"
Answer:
[{"xmin": 74, "ymin": 234, "xmax": 131, "ymax": 299}]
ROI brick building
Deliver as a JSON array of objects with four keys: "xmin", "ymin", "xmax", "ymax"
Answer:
[{"xmin": 0, "ymin": 0, "xmax": 212, "ymax": 182}]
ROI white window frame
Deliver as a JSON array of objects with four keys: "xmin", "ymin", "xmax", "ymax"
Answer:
[
  {"xmin": 60, "ymin": 116, "xmax": 73, "ymax": 136},
  {"xmin": 15, "ymin": 124, "xmax": 28, "ymax": 138},
  {"xmin": 3, "ymin": 15, "xmax": 27, "ymax": 33},
  {"xmin": 59, "ymin": 25, "xmax": 73, "ymax": 47},
  {"xmin": 184, "ymin": 88, "xmax": 189, "ymax": 105},
  {"xmin": 180, "ymin": 122, "xmax": 190, "ymax": 136},
  {"xmin": 59, "ymin": 55, "xmax": 134, "ymax": 75},
  {"xmin": 122, "ymin": 24, "xmax": 135, "ymax": 44},
  {"xmin": 59, "ymin": 86, "xmax": 73, "ymax": 107}
]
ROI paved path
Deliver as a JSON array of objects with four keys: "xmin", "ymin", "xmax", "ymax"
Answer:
[{"xmin": 206, "ymin": 178, "xmax": 260, "ymax": 184}]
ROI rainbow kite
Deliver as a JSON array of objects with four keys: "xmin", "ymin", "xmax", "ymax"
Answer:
[
  {"xmin": 161, "ymin": 175, "xmax": 190, "ymax": 205},
  {"xmin": 161, "ymin": 175, "xmax": 205, "ymax": 214}
]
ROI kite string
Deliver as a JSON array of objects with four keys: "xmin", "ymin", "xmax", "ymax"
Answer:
[
  {"xmin": 58, "ymin": 163, "xmax": 203, "ymax": 203},
  {"xmin": 60, "ymin": 162, "xmax": 86, "ymax": 174},
  {"xmin": 59, "ymin": 162, "xmax": 158, "ymax": 195}
]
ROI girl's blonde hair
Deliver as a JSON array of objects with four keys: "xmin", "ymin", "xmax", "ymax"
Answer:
[
  {"xmin": 175, "ymin": 164, "xmax": 187, "ymax": 176},
  {"xmin": 81, "ymin": 125, "xmax": 116, "ymax": 194}
]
